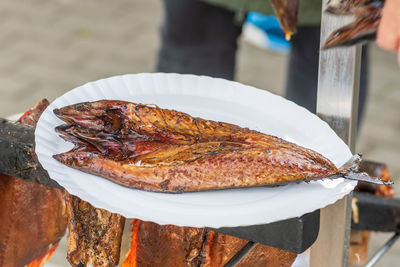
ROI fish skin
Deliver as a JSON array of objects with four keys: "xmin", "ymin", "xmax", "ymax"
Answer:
[
  {"xmin": 53, "ymin": 100, "xmax": 335, "ymax": 164},
  {"xmin": 53, "ymin": 145, "xmax": 337, "ymax": 193},
  {"xmin": 54, "ymin": 100, "xmax": 293, "ymax": 146},
  {"xmin": 269, "ymin": 0, "xmax": 298, "ymax": 40},
  {"xmin": 326, "ymin": 0, "xmax": 384, "ymax": 15},
  {"xmin": 323, "ymin": 11, "xmax": 381, "ymax": 49},
  {"xmin": 53, "ymin": 100, "xmax": 340, "ymax": 193},
  {"xmin": 323, "ymin": 0, "xmax": 384, "ymax": 48}
]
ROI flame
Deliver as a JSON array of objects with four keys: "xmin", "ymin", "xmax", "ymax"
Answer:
[
  {"xmin": 284, "ymin": 31, "xmax": 293, "ymax": 41},
  {"xmin": 376, "ymin": 168, "xmax": 394, "ymax": 197},
  {"xmin": 17, "ymin": 108, "xmax": 34, "ymax": 123},
  {"xmin": 26, "ymin": 243, "xmax": 59, "ymax": 267},
  {"xmin": 121, "ymin": 219, "xmax": 142, "ymax": 267},
  {"xmin": 352, "ymin": 197, "xmax": 359, "ymax": 224},
  {"xmin": 201, "ymin": 231, "xmax": 215, "ymax": 266}
]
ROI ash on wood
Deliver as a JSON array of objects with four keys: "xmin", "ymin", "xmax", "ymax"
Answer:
[{"xmin": 0, "ymin": 118, "xmax": 63, "ymax": 189}]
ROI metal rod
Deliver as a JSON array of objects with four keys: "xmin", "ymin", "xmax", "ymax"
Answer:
[
  {"xmin": 223, "ymin": 241, "xmax": 257, "ymax": 267},
  {"xmin": 364, "ymin": 233, "xmax": 400, "ymax": 267},
  {"xmin": 309, "ymin": 0, "xmax": 362, "ymax": 266}
]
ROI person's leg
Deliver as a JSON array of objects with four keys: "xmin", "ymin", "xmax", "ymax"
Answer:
[
  {"xmin": 358, "ymin": 46, "xmax": 369, "ymax": 126},
  {"xmin": 285, "ymin": 26, "xmax": 321, "ymax": 114},
  {"xmin": 157, "ymin": 0, "xmax": 242, "ymax": 80},
  {"xmin": 285, "ymin": 26, "xmax": 368, "ymax": 126}
]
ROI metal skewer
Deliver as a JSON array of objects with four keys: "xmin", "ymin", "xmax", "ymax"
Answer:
[
  {"xmin": 223, "ymin": 241, "xmax": 257, "ymax": 267},
  {"xmin": 309, "ymin": 0, "xmax": 362, "ymax": 265},
  {"xmin": 364, "ymin": 233, "xmax": 400, "ymax": 267}
]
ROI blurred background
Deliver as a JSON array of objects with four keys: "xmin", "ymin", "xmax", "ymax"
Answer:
[{"xmin": 0, "ymin": 0, "xmax": 399, "ymax": 266}]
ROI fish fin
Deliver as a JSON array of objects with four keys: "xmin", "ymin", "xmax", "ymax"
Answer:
[{"xmin": 340, "ymin": 154, "xmax": 362, "ymax": 173}]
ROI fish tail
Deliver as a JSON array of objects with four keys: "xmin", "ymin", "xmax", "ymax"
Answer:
[
  {"xmin": 343, "ymin": 171, "xmax": 393, "ymax": 185},
  {"xmin": 339, "ymin": 154, "xmax": 393, "ymax": 185}
]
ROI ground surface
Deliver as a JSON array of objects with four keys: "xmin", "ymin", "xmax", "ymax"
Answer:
[{"xmin": 0, "ymin": 0, "xmax": 399, "ymax": 266}]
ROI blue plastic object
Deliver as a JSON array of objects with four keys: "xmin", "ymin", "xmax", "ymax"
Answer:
[{"xmin": 243, "ymin": 12, "xmax": 291, "ymax": 53}]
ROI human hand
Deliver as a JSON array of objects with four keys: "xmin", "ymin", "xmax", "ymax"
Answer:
[{"xmin": 377, "ymin": 0, "xmax": 400, "ymax": 64}]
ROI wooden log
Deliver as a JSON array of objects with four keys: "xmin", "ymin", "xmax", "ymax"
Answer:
[{"xmin": 0, "ymin": 118, "xmax": 63, "ymax": 189}]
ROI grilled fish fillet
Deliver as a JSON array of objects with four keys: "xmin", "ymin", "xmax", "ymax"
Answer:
[
  {"xmin": 65, "ymin": 193, "xmax": 125, "ymax": 266},
  {"xmin": 53, "ymin": 100, "xmax": 352, "ymax": 193}
]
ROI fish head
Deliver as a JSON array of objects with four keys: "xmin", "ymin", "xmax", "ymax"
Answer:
[{"xmin": 53, "ymin": 100, "xmax": 130, "ymax": 132}]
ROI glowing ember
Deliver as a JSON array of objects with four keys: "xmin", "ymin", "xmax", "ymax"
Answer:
[
  {"xmin": 26, "ymin": 243, "xmax": 58, "ymax": 267},
  {"xmin": 122, "ymin": 220, "xmax": 141, "ymax": 267}
]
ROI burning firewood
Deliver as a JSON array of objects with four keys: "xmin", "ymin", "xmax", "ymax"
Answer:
[
  {"xmin": 0, "ymin": 99, "xmax": 67, "ymax": 267},
  {"xmin": 348, "ymin": 160, "xmax": 394, "ymax": 266},
  {"xmin": 122, "ymin": 220, "xmax": 297, "ymax": 267},
  {"xmin": 65, "ymin": 193, "xmax": 125, "ymax": 266}
]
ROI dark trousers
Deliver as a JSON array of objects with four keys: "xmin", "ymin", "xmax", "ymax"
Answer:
[{"xmin": 157, "ymin": 0, "xmax": 368, "ymax": 123}]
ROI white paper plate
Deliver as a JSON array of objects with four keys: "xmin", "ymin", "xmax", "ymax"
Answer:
[{"xmin": 35, "ymin": 73, "xmax": 356, "ymax": 228}]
